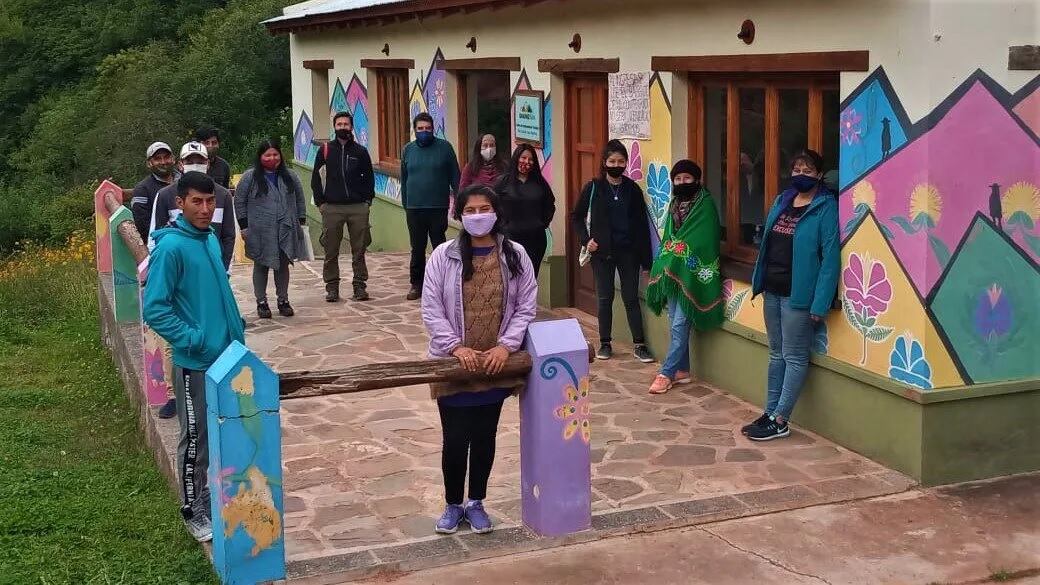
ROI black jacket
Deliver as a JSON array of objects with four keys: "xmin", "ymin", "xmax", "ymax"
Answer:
[
  {"xmin": 311, "ymin": 139, "xmax": 375, "ymax": 206},
  {"xmin": 130, "ymin": 173, "xmax": 175, "ymax": 243},
  {"xmin": 208, "ymin": 156, "xmax": 232, "ymax": 189},
  {"xmin": 570, "ymin": 176, "xmax": 652, "ymax": 269}
]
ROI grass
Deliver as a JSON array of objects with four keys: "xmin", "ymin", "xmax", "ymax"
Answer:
[{"xmin": 0, "ymin": 234, "xmax": 217, "ymax": 584}]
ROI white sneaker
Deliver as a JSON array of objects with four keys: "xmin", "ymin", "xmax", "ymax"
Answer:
[{"xmin": 185, "ymin": 514, "xmax": 213, "ymax": 542}]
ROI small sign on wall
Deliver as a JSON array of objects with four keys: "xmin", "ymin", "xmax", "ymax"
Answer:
[
  {"xmin": 608, "ymin": 72, "xmax": 651, "ymax": 139},
  {"xmin": 514, "ymin": 89, "xmax": 544, "ymax": 147}
]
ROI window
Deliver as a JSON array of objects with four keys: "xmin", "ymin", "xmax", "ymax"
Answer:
[
  {"xmin": 690, "ymin": 74, "xmax": 839, "ymax": 264},
  {"xmin": 376, "ymin": 69, "xmax": 410, "ymax": 165}
]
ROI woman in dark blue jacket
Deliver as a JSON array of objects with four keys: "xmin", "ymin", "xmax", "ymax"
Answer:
[{"xmin": 743, "ymin": 149, "xmax": 840, "ymax": 441}]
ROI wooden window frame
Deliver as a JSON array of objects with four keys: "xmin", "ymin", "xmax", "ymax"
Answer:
[
  {"xmin": 687, "ymin": 73, "xmax": 839, "ymax": 269},
  {"xmin": 375, "ymin": 68, "xmax": 410, "ymax": 168}
]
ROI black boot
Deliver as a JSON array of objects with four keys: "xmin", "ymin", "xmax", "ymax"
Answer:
[
  {"xmin": 257, "ymin": 301, "xmax": 272, "ymax": 319},
  {"xmin": 278, "ymin": 300, "xmax": 295, "ymax": 317}
]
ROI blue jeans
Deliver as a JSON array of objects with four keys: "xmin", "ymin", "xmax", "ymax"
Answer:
[
  {"xmin": 763, "ymin": 292, "xmax": 814, "ymax": 420},
  {"xmin": 660, "ymin": 298, "xmax": 691, "ymax": 378}
]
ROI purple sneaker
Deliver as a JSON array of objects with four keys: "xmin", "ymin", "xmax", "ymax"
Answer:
[
  {"xmin": 435, "ymin": 504, "xmax": 465, "ymax": 534},
  {"xmin": 464, "ymin": 500, "xmax": 493, "ymax": 534}
]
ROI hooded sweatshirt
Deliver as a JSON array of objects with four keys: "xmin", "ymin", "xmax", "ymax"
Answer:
[{"xmin": 143, "ymin": 215, "xmax": 245, "ymax": 370}]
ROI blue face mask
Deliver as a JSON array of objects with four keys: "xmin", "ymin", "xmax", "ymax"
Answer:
[
  {"xmin": 416, "ymin": 130, "xmax": 435, "ymax": 146},
  {"xmin": 790, "ymin": 174, "xmax": 819, "ymax": 193}
]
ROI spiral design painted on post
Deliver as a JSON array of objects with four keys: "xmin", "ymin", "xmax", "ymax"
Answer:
[{"xmin": 539, "ymin": 356, "xmax": 578, "ymax": 387}]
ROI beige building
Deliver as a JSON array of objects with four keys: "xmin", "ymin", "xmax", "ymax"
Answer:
[{"xmin": 269, "ymin": 0, "xmax": 1040, "ymax": 483}]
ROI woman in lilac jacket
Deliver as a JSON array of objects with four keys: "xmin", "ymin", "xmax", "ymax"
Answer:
[{"xmin": 421, "ymin": 184, "xmax": 538, "ymax": 536}]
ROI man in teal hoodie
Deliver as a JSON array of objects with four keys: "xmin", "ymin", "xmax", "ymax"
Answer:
[
  {"xmin": 400, "ymin": 112, "xmax": 460, "ymax": 300},
  {"xmin": 143, "ymin": 171, "xmax": 245, "ymax": 542}
]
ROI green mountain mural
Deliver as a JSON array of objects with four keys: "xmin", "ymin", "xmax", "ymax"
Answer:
[{"xmin": 929, "ymin": 213, "xmax": 1040, "ymax": 383}]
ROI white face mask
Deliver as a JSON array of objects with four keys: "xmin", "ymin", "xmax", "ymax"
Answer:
[
  {"xmin": 183, "ymin": 163, "xmax": 208, "ymax": 175},
  {"xmin": 480, "ymin": 147, "xmax": 496, "ymax": 162}
]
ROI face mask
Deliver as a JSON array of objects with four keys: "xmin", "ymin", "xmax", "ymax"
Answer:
[
  {"xmin": 461, "ymin": 211, "xmax": 497, "ymax": 237},
  {"xmin": 261, "ymin": 159, "xmax": 280, "ymax": 171},
  {"xmin": 416, "ymin": 131, "xmax": 435, "ymax": 146},
  {"xmin": 605, "ymin": 165, "xmax": 625, "ymax": 179},
  {"xmin": 183, "ymin": 163, "xmax": 208, "ymax": 175},
  {"xmin": 335, "ymin": 129, "xmax": 353, "ymax": 142},
  {"xmin": 672, "ymin": 183, "xmax": 700, "ymax": 198},
  {"xmin": 480, "ymin": 147, "xmax": 496, "ymax": 162},
  {"xmin": 153, "ymin": 164, "xmax": 174, "ymax": 177},
  {"xmin": 791, "ymin": 174, "xmax": 819, "ymax": 193},
  {"xmin": 518, "ymin": 160, "xmax": 533, "ymax": 175}
]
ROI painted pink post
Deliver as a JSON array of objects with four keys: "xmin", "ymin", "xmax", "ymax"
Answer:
[
  {"xmin": 94, "ymin": 180, "xmax": 121, "ymax": 274},
  {"xmin": 520, "ymin": 318, "xmax": 592, "ymax": 536}
]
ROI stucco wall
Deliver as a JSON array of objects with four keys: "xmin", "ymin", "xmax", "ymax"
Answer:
[{"xmin": 283, "ymin": 0, "xmax": 1039, "ymax": 391}]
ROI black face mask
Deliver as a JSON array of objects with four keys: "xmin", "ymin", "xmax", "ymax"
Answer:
[
  {"xmin": 604, "ymin": 166, "xmax": 625, "ymax": 179},
  {"xmin": 335, "ymin": 129, "xmax": 354, "ymax": 142},
  {"xmin": 672, "ymin": 182, "xmax": 700, "ymax": 198}
]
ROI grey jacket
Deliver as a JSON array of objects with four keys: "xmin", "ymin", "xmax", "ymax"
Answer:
[
  {"xmin": 149, "ymin": 183, "xmax": 236, "ymax": 269},
  {"xmin": 234, "ymin": 168, "xmax": 307, "ymax": 269}
]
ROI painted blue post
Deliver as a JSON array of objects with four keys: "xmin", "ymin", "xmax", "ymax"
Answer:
[
  {"xmin": 520, "ymin": 318, "xmax": 592, "ymax": 536},
  {"xmin": 109, "ymin": 206, "xmax": 140, "ymax": 322},
  {"xmin": 205, "ymin": 341, "xmax": 286, "ymax": 584}
]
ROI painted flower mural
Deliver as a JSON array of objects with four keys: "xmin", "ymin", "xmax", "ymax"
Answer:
[
  {"xmin": 841, "ymin": 108, "xmax": 863, "ymax": 145},
  {"xmin": 722, "ymin": 279, "xmax": 749, "ymax": 321},
  {"xmin": 888, "ymin": 333, "xmax": 932, "ymax": 389},
  {"xmin": 1001, "ymin": 181, "xmax": 1040, "ymax": 256},
  {"xmin": 842, "ymin": 252, "xmax": 894, "ymax": 364},
  {"xmin": 624, "ymin": 141, "xmax": 644, "ymax": 182},
  {"xmin": 974, "ymin": 283, "xmax": 1012, "ymax": 341},
  {"xmin": 844, "ymin": 180, "xmax": 893, "ymax": 238},
  {"xmin": 544, "ymin": 358, "xmax": 591, "ymax": 444},
  {"xmin": 646, "ymin": 162, "xmax": 671, "ymax": 229},
  {"xmin": 889, "ymin": 183, "xmax": 951, "ymax": 267}
]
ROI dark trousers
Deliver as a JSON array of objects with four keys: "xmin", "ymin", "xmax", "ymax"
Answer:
[
  {"xmin": 406, "ymin": 208, "xmax": 449, "ymax": 287},
  {"xmin": 174, "ymin": 367, "xmax": 210, "ymax": 519},
  {"xmin": 438, "ymin": 401, "xmax": 505, "ymax": 505},
  {"xmin": 592, "ymin": 251, "xmax": 646, "ymax": 344},
  {"xmin": 509, "ymin": 229, "xmax": 547, "ymax": 277},
  {"xmin": 320, "ymin": 203, "xmax": 371, "ymax": 293}
]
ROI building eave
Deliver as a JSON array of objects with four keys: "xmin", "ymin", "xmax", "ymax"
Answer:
[{"xmin": 265, "ymin": 0, "xmax": 535, "ymax": 35}]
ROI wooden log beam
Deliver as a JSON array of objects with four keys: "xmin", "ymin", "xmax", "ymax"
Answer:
[
  {"xmin": 279, "ymin": 343, "xmax": 594, "ymax": 399},
  {"xmin": 104, "ymin": 191, "xmax": 149, "ymax": 266}
]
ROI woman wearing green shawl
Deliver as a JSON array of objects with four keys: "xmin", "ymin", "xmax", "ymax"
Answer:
[{"xmin": 646, "ymin": 160, "xmax": 724, "ymax": 394}]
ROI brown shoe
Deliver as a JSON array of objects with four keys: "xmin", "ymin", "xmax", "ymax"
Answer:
[
  {"xmin": 352, "ymin": 288, "xmax": 370, "ymax": 301},
  {"xmin": 406, "ymin": 286, "xmax": 421, "ymax": 301},
  {"xmin": 325, "ymin": 290, "xmax": 340, "ymax": 302}
]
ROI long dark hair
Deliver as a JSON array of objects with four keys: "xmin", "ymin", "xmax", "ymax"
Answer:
[
  {"xmin": 465, "ymin": 134, "xmax": 508, "ymax": 178},
  {"xmin": 501, "ymin": 144, "xmax": 550, "ymax": 190},
  {"xmin": 252, "ymin": 138, "xmax": 294, "ymax": 197},
  {"xmin": 453, "ymin": 185, "xmax": 524, "ymax": 281}
]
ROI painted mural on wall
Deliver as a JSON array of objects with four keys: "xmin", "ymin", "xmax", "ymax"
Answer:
[
  {"xmin": 835, "ymin": 69, "xmax": 1040, "ymax": 386},
  {"xmin": 620, "ymin": 73, "xmax": 673, "ymax": 232},
  {"xmin": 725, "ymin": 69, "xmax": 1039, "ymax": 389},
  {"xmin": 293, "ymin": 74, "xmax": 370, "ymax": 168}
]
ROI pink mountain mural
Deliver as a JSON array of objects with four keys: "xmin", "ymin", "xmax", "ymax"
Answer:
[
  {"xmin": 1014, "ymin": 84, "xmax": 1040, "ymax": 136},
  {"xmin": 840, "ymin": 79, "xmax": 1040, "ymax": 296}
]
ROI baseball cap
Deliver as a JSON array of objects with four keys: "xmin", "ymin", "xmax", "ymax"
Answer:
[
  {"xmin": 179, "ymin": 141, "xmax": 209, "ymax": 160},
  {"xmin": 146, "ymin": 141, "xmax": 173, "ymax": 158}
]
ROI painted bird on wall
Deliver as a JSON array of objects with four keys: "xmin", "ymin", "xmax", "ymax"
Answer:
[
  {"xmin": 989, "ymin": 183, "xmax": 1003, "ymax": 230},
  {"xmin": 881, "ymin": 117, "xmax": 892, "ymax": 160}
]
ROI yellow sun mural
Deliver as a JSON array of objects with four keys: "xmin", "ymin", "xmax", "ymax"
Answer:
[
  {"xmin": 909, "ymin": 183, "xmax": 943, "ymax": 226},
  {"xmin": 1002, "ymin": 181, "xmax": 1040, "ymax": 223}
]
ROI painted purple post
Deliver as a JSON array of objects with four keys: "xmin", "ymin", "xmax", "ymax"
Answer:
[{"xmin": 520, "ymin": 318, "xmax": 591, "ymax": 536}]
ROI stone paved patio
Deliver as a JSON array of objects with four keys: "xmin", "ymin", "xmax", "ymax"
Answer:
[{"xmin": 224, "ymin": 253, "xmax": 913, "ymax": 579}]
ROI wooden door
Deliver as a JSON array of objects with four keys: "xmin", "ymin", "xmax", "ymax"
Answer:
[{"xmin": 566, "ymin": 76, "xmax": 608, "ymax": 315}]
